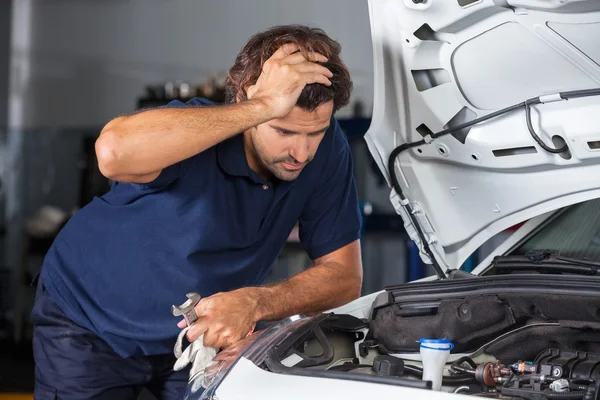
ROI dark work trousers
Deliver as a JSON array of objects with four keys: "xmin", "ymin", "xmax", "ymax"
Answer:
[{"xmin": 31, "ymin": 277, "xmax": 192, "ymax": 400}]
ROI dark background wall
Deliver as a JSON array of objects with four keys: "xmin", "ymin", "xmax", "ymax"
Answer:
[{"xmin": 0, "ymin": 1, "xmax": 10, "ymax": 127}]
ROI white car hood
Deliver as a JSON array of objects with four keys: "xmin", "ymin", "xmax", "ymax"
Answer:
[{"xmin": 365, "ymin": 0, "xmax": 600, "ymax": 274}]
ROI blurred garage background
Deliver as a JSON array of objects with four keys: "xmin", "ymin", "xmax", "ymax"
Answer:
[{"xmin": 0, "ymin": 0, "xmax": 507, "ymax": 397}]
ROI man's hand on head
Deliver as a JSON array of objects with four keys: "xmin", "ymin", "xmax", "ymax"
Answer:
[
  {"xmin": 178, "ymin": 288, "xmax": 261, "ymax": 349},
  {"xmin": 246, "ymin": 43, "xmax": 333, "ymax": 119}
]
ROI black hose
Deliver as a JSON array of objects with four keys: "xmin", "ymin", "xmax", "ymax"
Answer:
[
  {"xmin": 559, "ymin": 88, "xmax": 600, "ymax": 99},
  {"xmin": 399, "ymin": 364, "xmax": 425, "ymax": 378},
  {"xmin": 430, "ymin": 101, "xmax": 530, "ymax": 141},
  {"xmin": 452, "ymin": 357, "xmax": 477, "ymax": 369},
  {"xmin": 386, "ymin": 142, "xmax": 446, "ymax": 280},
  {"xmin": 452, "ymin": 357, "xmax": 478, "ymax": 369},
  {"xmin": 443, "ymin": 375, "xmax": 478, "ymax": 385},
  {"xmin": 525, "ymin": 103, "xmax": 568, "ymax": 153},
  {"xmin": 543, "ymin": 389, "xmax": 586, "ymax": 400}
]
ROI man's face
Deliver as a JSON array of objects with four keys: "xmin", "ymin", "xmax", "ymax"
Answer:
[{"xmin": 245, "ymin": 101, "xmax": 334, "ymax": 181}]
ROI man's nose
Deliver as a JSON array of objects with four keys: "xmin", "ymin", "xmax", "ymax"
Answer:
[{"xmin": 289, "ymin": 136, "xmax": 309, "ymax": 164}]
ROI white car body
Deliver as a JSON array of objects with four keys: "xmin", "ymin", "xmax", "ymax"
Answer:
[{"xmin": 185, "ymin": 0, "xmax": 600, "ymax": 398}]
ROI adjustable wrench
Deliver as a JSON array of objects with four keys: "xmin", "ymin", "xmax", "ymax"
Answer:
[{"xmin": 171, "ymin": 292, "xmax": 201, "ymax": 326}]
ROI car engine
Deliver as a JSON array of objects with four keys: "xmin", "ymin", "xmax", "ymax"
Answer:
[
  {"xmin": 334, "ymin": 348, "xmax": 600, "ymax": 399},
  {"xmin": 262, "ymin": 275, "xmax": 600, "ymax": 399},
  {"xmin": 273, "ymin": 315, "xmax": 600, "ymax": 399}
]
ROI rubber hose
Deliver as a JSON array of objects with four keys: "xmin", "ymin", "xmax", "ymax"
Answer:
[
  {"xmin": 452, "ymin": 357, "xmax": 478, "ymax": 369},
  {"xmin": 443, "ymin": 375, "xmax": 478, "ymax": 385},
  {"xmin": 403, "ymin": 365, "xmax": 425, "ymax": 377},
  {"xmin": 543, "ymin": 389, "xmax": 586, "ymax": 400}
]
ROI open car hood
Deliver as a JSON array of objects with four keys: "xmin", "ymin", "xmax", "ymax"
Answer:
[{"xmin": 365, "ymin": 0, "xmax": 600, "ymax": 275}]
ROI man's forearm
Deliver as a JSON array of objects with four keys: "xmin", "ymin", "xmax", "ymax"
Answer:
[
  {"xmin": 249, "ymin": 261, "xmax": 362, "ymax": 322},
  {"xmin": 95, "ymin": 99, "xmax": 273, "ymax": 181}
]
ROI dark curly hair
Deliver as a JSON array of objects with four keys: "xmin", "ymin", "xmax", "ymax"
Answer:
[{"xmin": 225, "ymin": 24, "xmax": 353, "ymax": 112}]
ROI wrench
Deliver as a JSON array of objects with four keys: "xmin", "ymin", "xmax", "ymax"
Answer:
[{"xmin": 171, "ymin": 292, "xmax": 201, "ymax": 326}]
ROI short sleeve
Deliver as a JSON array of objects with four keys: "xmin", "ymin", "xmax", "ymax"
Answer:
[
  {"xmin": 130, "ymin": 97, "xmax": 214, "ymax": 192},
  {"xmin": 160, "ymin": 97, "xmax": 214, "ymax": 108},
  {"xmin": 298, "ymin": 121, "xmax": 362, "ymax": 260},
  {"xmin": 132, "ymin": 162, "xmax": 186, "ymax": 192}
]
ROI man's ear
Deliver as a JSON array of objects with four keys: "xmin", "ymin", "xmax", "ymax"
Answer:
[{"xmin": 236, "ymin": 88, "xmax": 248, "ymax": 103}]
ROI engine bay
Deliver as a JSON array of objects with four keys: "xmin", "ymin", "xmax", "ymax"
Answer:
[
  {"xmin": 337, "ymin": 347, "xmax": 600, "ymax": 399},
  {"xmin": 260, "ymin": 274, "xmax": 600, "ymax": 399}
]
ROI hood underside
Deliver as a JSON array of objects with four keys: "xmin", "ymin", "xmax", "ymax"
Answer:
[{"xmin": 365, "ymin": 0, "xmax": 600, "ymax": 272}]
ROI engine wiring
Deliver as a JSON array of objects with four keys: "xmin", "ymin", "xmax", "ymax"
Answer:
[{"xmin": 386, "ymin": 88, "xmax": 600, "ymax": 280}]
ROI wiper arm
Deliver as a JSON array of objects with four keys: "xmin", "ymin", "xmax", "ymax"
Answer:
[{"xmin": 492, "ymin": 249, "xmax": 600, "ymax": 275}]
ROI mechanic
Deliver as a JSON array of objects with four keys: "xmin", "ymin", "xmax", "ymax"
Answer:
[{"xmin": 30, "ymin": 24, "xmax": 363, "ymax": 399}]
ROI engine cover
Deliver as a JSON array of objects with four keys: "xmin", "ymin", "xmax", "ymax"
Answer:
[{"xmin": 534, "ymin": 349, "xmax": 600, "ymax": 381}]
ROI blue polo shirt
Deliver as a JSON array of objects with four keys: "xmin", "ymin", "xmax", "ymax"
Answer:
[{"xmin": 40, "ymin": 97, "xmax": 362, "ymax": 358}]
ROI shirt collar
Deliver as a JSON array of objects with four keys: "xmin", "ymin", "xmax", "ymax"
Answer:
[
  {"xmin": 217, "ymin": 134, "xmax": 273, "ymax": 185},
  {"xmin": 216, "ymin": 133, "xmax": 299, "ymax": 192},
  {"xmin": 217, "ymin": 134, "xmax": 252, "ymax": 178}
]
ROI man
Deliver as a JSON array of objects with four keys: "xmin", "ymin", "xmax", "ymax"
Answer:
[{"xmin": 31, "ymin": 24, "xmax": 363, "ymax": 399}]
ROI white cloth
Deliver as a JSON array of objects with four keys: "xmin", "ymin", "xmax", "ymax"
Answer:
[{"xmin": 173, "ymin": 326, "xmax": 218, "ymax": 381}]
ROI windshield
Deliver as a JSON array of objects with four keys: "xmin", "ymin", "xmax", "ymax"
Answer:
[{"xmin": 512, "ymin": 198, "xmax": 600, "ymax": 262}]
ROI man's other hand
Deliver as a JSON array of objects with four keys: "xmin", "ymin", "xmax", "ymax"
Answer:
[
  {"xmin": 246, "ymin": 43, "xmax": 333, "ymax": 119},
  {"xmin": 178, "ymin": 288, "xmax": 260, "ymax": 348}
]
